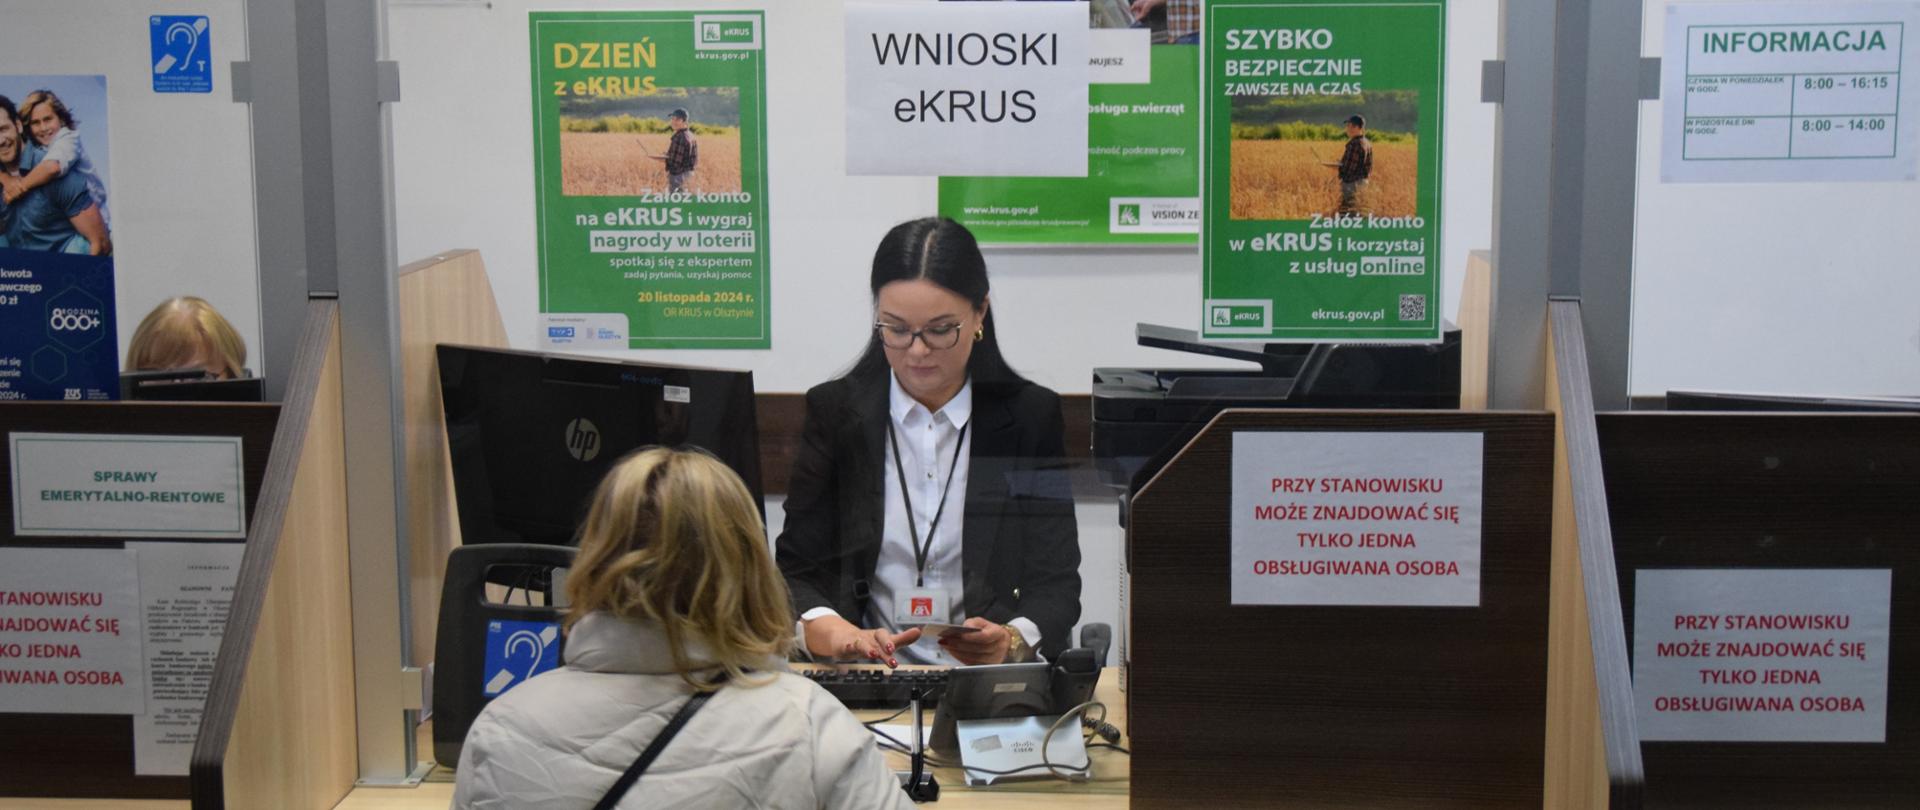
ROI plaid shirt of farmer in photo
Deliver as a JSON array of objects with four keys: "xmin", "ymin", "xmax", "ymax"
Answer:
[
  {"xmin": 1165, "ymin": 0, "xmax": 1200, "ymax": 42},
  {"xmin": 1338, "ymin": 133, "xmax": 1373, "ymax": 183},
  {"xmin": 665, "ymin": 127, "xmax": 698, "ymax": 176}
]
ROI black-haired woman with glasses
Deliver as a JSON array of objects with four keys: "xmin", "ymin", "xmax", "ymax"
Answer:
[{"xmin": 776, "ymin": 217, "xmax": 1081, "ymax": 668}]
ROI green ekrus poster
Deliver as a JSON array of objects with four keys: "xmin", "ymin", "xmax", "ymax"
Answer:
[
  {"xmin": 1202, "ymin": 0, "xmax": 1444, "ymax": 342},
  {"xmin": 531, "ymin": 11, "xmax": 769, "ymax": 349},
  {"xmin": 938, "ymin": 10, "xmax": 1201, "ymax": 246}
]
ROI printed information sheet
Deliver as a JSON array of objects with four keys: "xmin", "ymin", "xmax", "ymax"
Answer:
[
  {"xmin": 133, "ymin": 542, "xmax": 244, "ymax": 776},
  {"xmin": 1662, "ymin": 2, "xmax": 1920, "ymax": 182},
  {"xmin": 1634, "ymin": 568, "xmax": 1892, "ymax": 742},
  {"xmin": 1231, "ymin": 431, "xmax": 1482, "ymax": 606}
]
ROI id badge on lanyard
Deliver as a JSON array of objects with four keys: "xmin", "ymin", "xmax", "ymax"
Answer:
[
  {"xmin": 894, "ymin": 586, "xmax": 950, "ymax": 626},
  {"xmin": 887, "ymin": 419, "xmax": 968, "ymax": 627}
]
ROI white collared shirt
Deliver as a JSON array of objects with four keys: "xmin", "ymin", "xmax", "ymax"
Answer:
[{"xmin": 800, "ymin": 373, "xmax": 1042, "ymax": 664}]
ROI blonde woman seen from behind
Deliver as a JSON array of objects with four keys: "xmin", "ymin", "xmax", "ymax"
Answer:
[{"xmin": 453, "ymin": 447, "xmax": 912, "ymax": 810}]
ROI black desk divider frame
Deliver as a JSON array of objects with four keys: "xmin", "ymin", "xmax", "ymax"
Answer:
[
  {"xmin": 432, "ymin": 543, "xmax": 576, "ymax": 767},
  {"xmin": 1599, "ymin": 410, "xmax": 1920, "ymax": 808},
  {"xmin": 1127, "ymin": 408, "xmax": 1554, "ymax": 808},
  {"xmin": 0, "ymin": 401, "xmax": 279, "ymax": 800}
]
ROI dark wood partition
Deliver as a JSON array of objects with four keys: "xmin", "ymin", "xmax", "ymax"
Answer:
[
  {"xmin": 1600, "ymin": 411, "xmax": 1920, "ymax": 809},
  {"xmin": 0, "ymin": 402, "xmax": 278, "ymax": 801},
  {"xmin": 1127, "ymin": 409, "xmax": 1554, "ymax": 808}
]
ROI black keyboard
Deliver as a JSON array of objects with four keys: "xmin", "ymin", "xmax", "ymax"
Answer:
[{"xmin": 802, "ymin": 668, "xmax": 950, "ymax": 709}]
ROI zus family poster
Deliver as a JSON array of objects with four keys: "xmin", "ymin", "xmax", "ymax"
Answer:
[
  {"xmin": 938, "ymin": 0, "xmax": 1202, "ymax": 245},
  {"xmin": 531, "ymin": 11, "xmax": 770, "ymax": 350},
  {"xmin": 1201, "ymin": 1, "xmax": 1445, "ymax": 342},
  {"xmin": 0, "ymin": 75, "xmax": 117, "ymax": 399}
]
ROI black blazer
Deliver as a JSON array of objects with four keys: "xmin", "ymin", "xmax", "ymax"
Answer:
[{"xmin": 775, "ymin": 368, "xmax": 1082, "ymax": 659}]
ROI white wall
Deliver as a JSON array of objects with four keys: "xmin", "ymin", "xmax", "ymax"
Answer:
[
  {"xmin": 0, "ymin": 1, "xmax": 264, "ymax": 377},
  {"xmin": 388, "ymin": 0, "xmax": 1499, "ymax": 396},
  {"xmin": 1632, "ymin": 0, "xmax": 1920, "ymax": 397},
  {"xmin": 388, "ymin": 0, "xmax": 1499, "ymax": 649}
]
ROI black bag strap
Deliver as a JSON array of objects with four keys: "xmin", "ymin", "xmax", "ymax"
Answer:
[{"xmin": 592, "ymin": 674, "xmax": 728, "ymax": 810}]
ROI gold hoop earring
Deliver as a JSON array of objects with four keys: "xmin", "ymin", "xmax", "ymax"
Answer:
[{"xmin": 974, "ymin": 329, "xmax": 984, "ymax": 343}]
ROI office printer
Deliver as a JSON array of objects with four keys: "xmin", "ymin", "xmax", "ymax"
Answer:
[{"xmin": 1091, "ymin": 323, "xmax": 1461, "ymax": 494}]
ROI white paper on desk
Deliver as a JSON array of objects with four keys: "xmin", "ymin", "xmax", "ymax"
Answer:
[
  {"xmin": 0, "ymin": 547, "xmax": 145, "ymax": 714},
  {"xmin": 133, "ymin": 542, "xmax": 245, "ymax": 776},
  {"xmin": 870, "ymin": 723, "xmax": 932, "ymax": 751}
]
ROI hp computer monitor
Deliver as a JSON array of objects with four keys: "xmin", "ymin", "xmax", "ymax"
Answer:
[{"xmin": 436, "ymin": 345, "xmax": 764, "ymax": 546}]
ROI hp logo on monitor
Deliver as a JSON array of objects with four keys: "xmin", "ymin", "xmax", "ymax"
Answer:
[{"xmin": 564, "ymin": 418, "xmax": 601, "ymax": 462}]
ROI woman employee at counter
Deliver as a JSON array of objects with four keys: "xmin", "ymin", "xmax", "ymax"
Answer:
[{"xmin": 777, "ymin": 217, "xmax": 1081, "ymax": 667}]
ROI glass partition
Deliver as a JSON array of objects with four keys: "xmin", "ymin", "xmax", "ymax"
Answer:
[
  {"xmin": 383, "ymin": 1, "xmax": 1504, "ymax": 775},
  {"xmin": 3, "ymin": 2, "xmax": 265, "ymax": 399}
]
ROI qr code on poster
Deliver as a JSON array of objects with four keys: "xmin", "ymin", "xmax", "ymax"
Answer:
[{"xmin": 1398, "ymin": 294, "xmax": 1427, "ymax": 322}]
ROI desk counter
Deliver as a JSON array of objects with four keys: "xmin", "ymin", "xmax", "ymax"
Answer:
[{"xmin": 334, "ymin": 666, "xmax": 1132, "ymax": 810}]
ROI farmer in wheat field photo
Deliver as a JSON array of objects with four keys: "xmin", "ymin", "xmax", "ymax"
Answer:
[
  {"xmin": 1323, "ymin": 114, "xmax": 1372, "ymax": 214},
  {"xmin": 649, "ymin": 107, "xmax": 699, "ymax": 194}
]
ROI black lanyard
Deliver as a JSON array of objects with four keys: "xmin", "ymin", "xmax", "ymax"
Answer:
[{"xmin": 887, "ymin": 418, "xmax": 969, "ymax": 588}]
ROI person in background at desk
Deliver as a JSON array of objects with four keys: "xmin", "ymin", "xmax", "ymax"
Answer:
[
  {"xmin": 778, "ymin": 216, "xmax": 1081, "ymax": 668},
  {"xmin": 125, "ymin": 296, "xmax": 248, "ymax": 379},
  {"xmin": 454, "ymin": 448, "xmax": 911, "ymax": 810}
]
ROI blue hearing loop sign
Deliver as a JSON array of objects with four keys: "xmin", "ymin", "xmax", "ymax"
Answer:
[
  {"xmin": 482, "ymin": 619, "xmax": 562, "ymax": 697},
  {"xmin": 150, "ymin": 16, "xmax": 213, "ymax": 94}
]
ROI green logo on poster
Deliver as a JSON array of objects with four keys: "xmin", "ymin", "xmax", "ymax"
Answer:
[
  {"xmin": 1209, "ymin": 304, "xmax": 1265, "ymax": 328},
  {"xmin": 1118, "ymin": 204, "xmax": 1141, "ymax": 226},
  {"xmin": 700, "ymin": 20, "xmax": 757, "ymax": 45}
]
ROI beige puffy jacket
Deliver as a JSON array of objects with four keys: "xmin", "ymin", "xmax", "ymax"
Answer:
[{"xmin": 453, "ymin": 612, "xmax": 912, "ymax": 810}]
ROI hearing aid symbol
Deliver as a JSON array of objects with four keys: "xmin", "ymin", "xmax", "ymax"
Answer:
[
  {"xmin": 151, "ymin": 16, "xmax": 214, "ymax": 93},
  {"xmin": 153, "ymin": 17, "xmax": 208, "ymax": 75},
  {"xmin": 484, "ymin": 622, "xmax": 560, "ymax": 696}
]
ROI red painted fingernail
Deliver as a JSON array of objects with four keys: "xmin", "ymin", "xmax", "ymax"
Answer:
[{"xmin": 888, "ymin": 658, "xmax": 898, "ymax": 668}]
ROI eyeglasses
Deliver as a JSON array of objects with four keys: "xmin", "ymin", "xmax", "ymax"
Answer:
[{"xmin": 874, "ymin": 319, "xmax": 966, "ymax": 350}]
